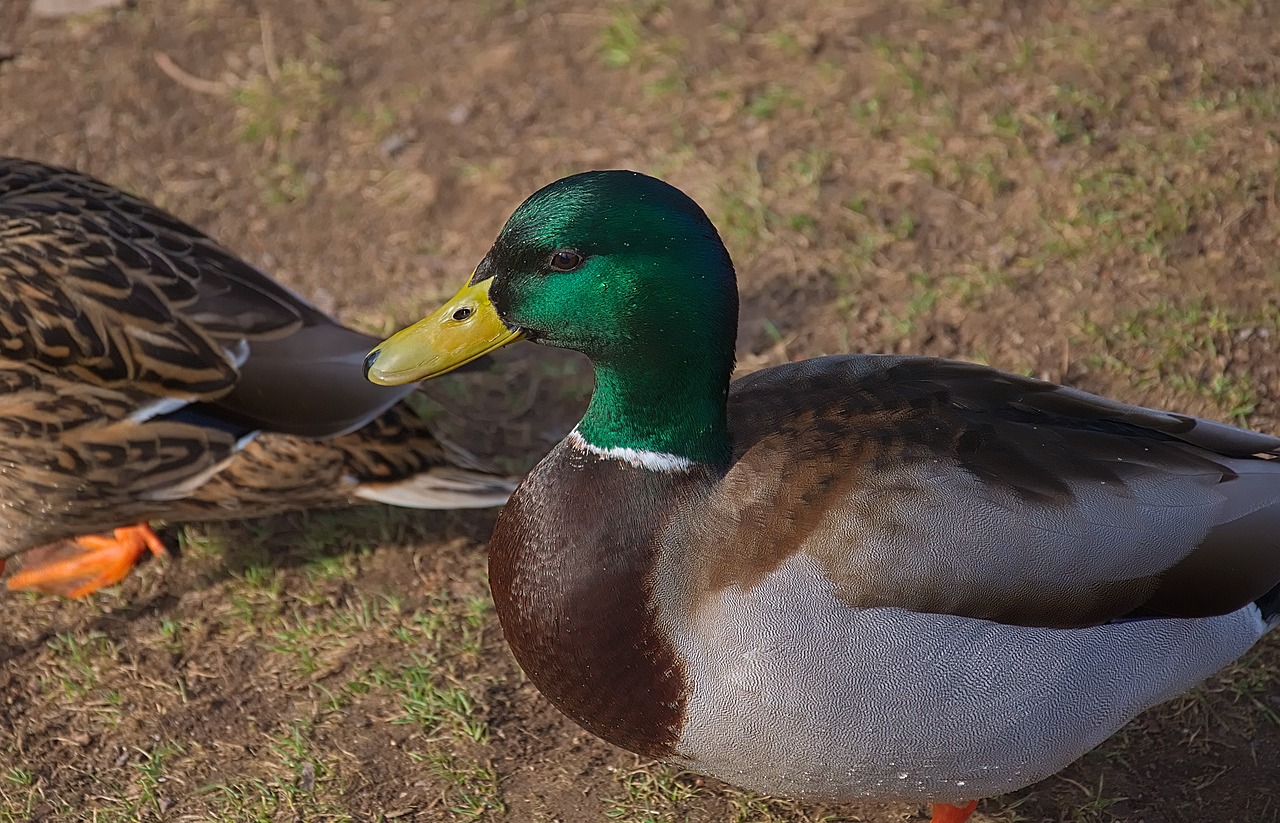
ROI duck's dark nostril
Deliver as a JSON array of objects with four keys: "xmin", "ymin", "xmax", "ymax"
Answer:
[{"xmin": 363, "ymin": 349, "xmax": 380, "ymax": 377}]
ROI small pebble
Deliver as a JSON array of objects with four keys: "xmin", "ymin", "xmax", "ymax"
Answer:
[
  {"xmin": 298, "ymin": 760, "xmax": 316, "ymax": 792},
  {"xmin": 380, "ymin": 134, "xmax": 410, "ymax": 158}
]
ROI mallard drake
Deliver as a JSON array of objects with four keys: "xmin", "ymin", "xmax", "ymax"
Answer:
[
  {"xmin": 365, "ymin": 170, "xmax": 1280, "ymax": 823},
  {"xmin": 0, "ymin": 156, "xmax": 516, "ymax": 599}
]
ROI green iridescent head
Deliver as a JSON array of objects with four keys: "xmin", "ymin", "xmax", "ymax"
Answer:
[{"xmin": 366, "ymin": 170, "xmax": 740, "ymax": 465}]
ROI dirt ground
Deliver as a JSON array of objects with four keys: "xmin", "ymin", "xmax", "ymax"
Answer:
[{"xmin": 2, "ymin": 0, "xmax": 1279, "ymax": 821}]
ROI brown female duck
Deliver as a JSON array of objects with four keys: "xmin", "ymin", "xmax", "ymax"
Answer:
[{"xmin": 0, "ymin": 157, "xmax": 514, "ymax": 598}]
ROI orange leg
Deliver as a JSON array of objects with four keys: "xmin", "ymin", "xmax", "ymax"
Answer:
[
  {"xmin": 931, "ymin": 800, "xmax": 979, "ymax": 823},
  {"xmin": 6, "ymin": 523, "xmax": 167, "ymax": 598}
]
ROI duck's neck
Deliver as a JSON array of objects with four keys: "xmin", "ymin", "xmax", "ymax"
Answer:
[{"xmin": 576, "ymin": 349, "xmax": 732, "ymax": 468}]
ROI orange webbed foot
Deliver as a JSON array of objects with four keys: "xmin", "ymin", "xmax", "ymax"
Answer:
[
  {"xmin": 6, "ymin": 523, "xmax": 167, "ymax": 598},
  {"xmin": 931, "ymin": 800, "xmax": 979, "ymax": 823}
]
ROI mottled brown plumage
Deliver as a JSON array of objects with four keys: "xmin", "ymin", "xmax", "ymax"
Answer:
[{"xmin": 0, "ymin": 157, "xmax": 515, "ymax": 596}]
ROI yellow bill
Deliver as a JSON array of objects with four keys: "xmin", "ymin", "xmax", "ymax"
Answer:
[{"xmin": 364, "ymin": 277, "xmax": 524, "ymax": 385}]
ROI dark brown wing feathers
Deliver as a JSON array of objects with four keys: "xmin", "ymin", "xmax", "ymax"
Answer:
[
  {"xmin": 0, "ymin": 156, "xmax": 413, "ymax": 436},
  {"xmin": 703, "ymin": 355, "xmax": 1280, "ymax": 628}
]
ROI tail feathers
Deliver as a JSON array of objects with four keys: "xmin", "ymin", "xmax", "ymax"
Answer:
[
  {"xmin": 352, "ymin": 466, "xmax": 517, "ymax": 510},
  {"xmin": 1258, "ymin": 582, "xmax": 1280, "ymax": 626},
  {"xmin": 429, "ymin": 428, "xmax": 507, "ymax": 475}
]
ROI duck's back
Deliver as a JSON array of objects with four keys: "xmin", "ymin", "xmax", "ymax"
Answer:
[
  {"xmin": 696, "ymin": 354, "xmax": 1280, "ymax": 626},
  {"xmin": 0, "ymin": 157, "xmax": 414, "ymax": 436}
]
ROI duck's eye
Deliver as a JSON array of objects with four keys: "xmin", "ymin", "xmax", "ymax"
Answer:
[
  {"xmin": 548, "ymin": 250, "xmax": 584, "ymax": 272},
  {"xmin": 452, "ymin": 306, "xmax": 473, "ymax": 321}
]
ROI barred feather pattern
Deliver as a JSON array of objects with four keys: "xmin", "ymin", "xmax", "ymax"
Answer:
[
  {"xmin": 172, "ymin": 403, "xmax": 461, "ymax": 517},
  {"xmin": 0, "ymin": 157, "xmax": 512, "ymax": 561}
]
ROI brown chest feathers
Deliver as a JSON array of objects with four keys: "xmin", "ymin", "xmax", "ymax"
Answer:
[{"xmin": 487, "ymin": 442, "xmax": 712, "ymax": 757}]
